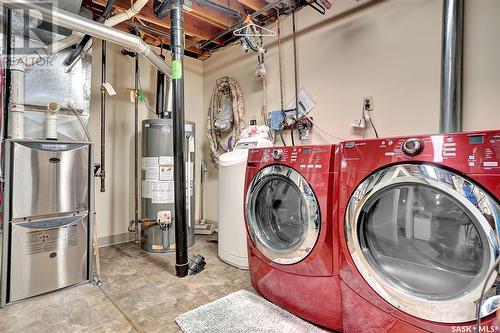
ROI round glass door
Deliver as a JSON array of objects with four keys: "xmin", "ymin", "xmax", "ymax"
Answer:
[
  {"xmin": 345, "ymin": 164, "xmax": 500, "ymax": 323},
  {"xmin": 360, "ymin": 184, "xmax": 484, "ymax": 299},
  {"xmin": 246, "ymin": 165, "xmax": 320, "ymax": 265}
]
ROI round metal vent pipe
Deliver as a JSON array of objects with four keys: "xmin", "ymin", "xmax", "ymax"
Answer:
[{"xmin": 440, "ymin": 0, "xmax": 464, "ymax": 133}]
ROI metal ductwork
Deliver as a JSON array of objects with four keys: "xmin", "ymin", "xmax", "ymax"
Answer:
[
  {"xmin": 1, "ymin": 0, "xmax": 171, "ymax": 77},
  {"xmin": 440, "ymin": 0, "xmax": 463, "ymax": 133}
]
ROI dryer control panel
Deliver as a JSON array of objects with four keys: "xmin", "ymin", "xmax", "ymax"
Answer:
[
  {"xmin": 248, "ymin": 145, "xmax": 335, "ymax": 173},
  {"xmin": 341, "ymin": 130, "xmax": 500, "ymax": 175}
]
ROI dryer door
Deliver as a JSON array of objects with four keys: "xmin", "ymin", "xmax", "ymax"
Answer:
[
  {"xmin": 345, "ymin": 164, "xmax": 500, "ymax": 323},
  {"xmin": 246, "ymin": 164, "xmax": 320, "ymax": 265}
]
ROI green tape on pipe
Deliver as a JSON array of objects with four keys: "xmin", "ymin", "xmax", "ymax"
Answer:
[{"xmin": 172, "ymin": 60, "xmax": 182, "ymax": 80}]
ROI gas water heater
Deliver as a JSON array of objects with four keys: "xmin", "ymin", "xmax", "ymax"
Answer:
[{"xmin": 141, "ymin": 119, "xmax": 196, "ymax": 252}]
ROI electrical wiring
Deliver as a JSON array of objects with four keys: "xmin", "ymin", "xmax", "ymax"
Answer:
[
  {"xmin": 279, "ymin": 132, "xmax": 287, "ymax": 146},
  {"xmin": 368, "ymin": 117, "xmax": 379, "ymax": 138},
  {"xmin": 136, "ymin": 65, "xmax": 160, "ymax": 116},
  {"xmin": 362, "ymin": 103, "xmax": 380, "ymax": 138},
  {"xmin": 298, "ymin": 110, "xmax": 344, "ymax": 141}
]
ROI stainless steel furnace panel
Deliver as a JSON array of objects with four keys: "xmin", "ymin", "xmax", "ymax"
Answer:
[
  {"xmin": 9, "ymin": 214, "xmax": 88, "ymax": 302},
  {"xmin": 10, "ymin": 141, "xmax": 89, "ymax": 219}
]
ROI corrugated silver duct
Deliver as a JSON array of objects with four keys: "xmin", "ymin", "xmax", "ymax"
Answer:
[
  {"xmin": 440, "ymin": 0, "xmax": 463, "ymax": 133},
  {"xmin": 1, "ymin": 0, "xmax": 171, "ymax": 76}
]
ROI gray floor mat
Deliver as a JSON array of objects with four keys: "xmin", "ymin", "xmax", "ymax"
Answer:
[{"xmin": 175, "ymin": 289, "xmax": 328, "ymax": 333}]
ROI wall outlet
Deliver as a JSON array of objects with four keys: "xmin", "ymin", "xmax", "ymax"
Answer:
[{"xmin": 363, "ymin": 96, "xmax": 374, "ymax": 112}]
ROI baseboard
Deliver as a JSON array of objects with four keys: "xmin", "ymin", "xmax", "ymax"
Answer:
[{"xmin": 98, "ymin": 232, "xmax": 135, "ymax": 248}]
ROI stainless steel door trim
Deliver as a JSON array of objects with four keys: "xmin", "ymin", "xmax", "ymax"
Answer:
[
  {"xmin": 245, "ymin": 164, "xmax": 320, "ymax": 265},
  {"xmin": 345, "ymin": 163, "xmax": 500, "ymax": 323}
]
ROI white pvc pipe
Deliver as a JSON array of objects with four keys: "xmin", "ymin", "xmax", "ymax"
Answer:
[
  {"xmin": 9, "ymin": 65, "xmax": 25, "ymax": 138},
  {"xmin": 45, "ymin": 101, "xmax": 60, "ymax": 140},
  {"xmin": 9, "ymin": 104, "xmax": 24, "ymax": 139},
  {"xmin": 105, "ymin": 0, "xmax": 149, "ymax": 27}
]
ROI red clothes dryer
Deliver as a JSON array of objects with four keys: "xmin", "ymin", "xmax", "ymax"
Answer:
[
  {"xmin": 338, "ymin": 130, "xmax": 500, "ymax": 332},
  {"xmin": 244, "ymin": 145, "xmax": 342, "ymax": 331}
]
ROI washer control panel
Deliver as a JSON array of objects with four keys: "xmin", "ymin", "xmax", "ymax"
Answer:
[
  {"xmin": 248, "ymin": 145, "xmax": 334, "ymax": 172},
  {"xmin": 342, "ymin": 130, "xmax": 500, "ymax": 174}
]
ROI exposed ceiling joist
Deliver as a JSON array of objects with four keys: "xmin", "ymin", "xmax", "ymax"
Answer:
[
  {"xmin": 89, "ymin": 0, "xmax": 225, "ymax": 42},
  {"xmin": 237, "ymin": 0, "xmax": 268, "ymax": 11},
  {"xmin": 83, "ymin": 0, "xmax": 291, "ymax": 58}
]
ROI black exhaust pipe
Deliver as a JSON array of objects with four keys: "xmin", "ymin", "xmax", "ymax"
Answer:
[{"xmin": 170, "ymin": 0, "xmax": 189, "ymax": 277}]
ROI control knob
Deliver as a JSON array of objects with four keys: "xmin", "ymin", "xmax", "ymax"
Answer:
[
  {"xmin": 272, "ymin": 149, "xmax": 283, "ymax": 160},
  {"xmin": 402, "ymin": 138, "xmax": 424, "ymax": 156}
]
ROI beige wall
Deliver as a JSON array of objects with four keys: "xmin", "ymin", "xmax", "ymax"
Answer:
[
  {"xmin": 202, "ymin": 0, "xmax": 500, "ymax": 222},
  {"xmin": 89, "ymin": 42, "xmax": 204, "ymax": 242},
  {"xmin": 92, "ymin": 0, "xmax": 500, "ymax": 240}
]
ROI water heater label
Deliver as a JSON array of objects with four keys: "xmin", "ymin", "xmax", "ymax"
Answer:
[
  {"xmin": 159, "ymin": 165, "xmax": 174, "ymax": 181},
  {"xmin": 142, "ymin": 157, "xmax": 159, "ymax": 169},
  {"xmin": 159, "ymin": 156, "xmax": 173, "ymax": 165},
  {"xmin": 145, "ymin": 167, "xmax": 159, "ymax": 181},
  {"xmin": 151, "ymin": 181, "xmax": 175, "ymax": 204}
]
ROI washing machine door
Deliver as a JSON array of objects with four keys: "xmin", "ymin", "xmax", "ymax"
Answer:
[
  {"xmin": 246, "ymin": 164, "xmax": 320, "ymax": 265},
  {"xmin": 345, "ymin": 164, "xmax": 500, "ymax": 323}
]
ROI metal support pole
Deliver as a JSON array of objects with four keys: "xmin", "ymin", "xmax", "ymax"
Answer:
[
  {"xmin": 170, "ymin": 0, "xmax": 188, "ymax": 277},
  {"xmin": 134, "ymin": 54, "xmax": 139, "ymax": 243},
  {"xmin": 440, "ymin": 0, "xmax": 463, "ymax": 133},
  {"xmin": 100, "ymin": 40, "xmax": 106, "ymax": 192}
]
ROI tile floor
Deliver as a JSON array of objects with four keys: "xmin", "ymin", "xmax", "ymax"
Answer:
[{"xmin": 0, "ymin": 235, "xmax": 253, "ymax": 333}]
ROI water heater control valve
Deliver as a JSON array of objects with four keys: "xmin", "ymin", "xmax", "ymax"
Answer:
[
  {"xmin": 402, "ymin": 138, "xmax": 424, "ymax": 156},
  {"xmin": 272, "ymin": 149, "xmax": 283, "ymax": 160},
  {"xmin": 158, "ymin": 211, "xmax": 172, "ymax": 224}
]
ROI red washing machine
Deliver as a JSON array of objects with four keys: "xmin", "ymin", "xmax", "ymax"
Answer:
[
  {"xmin": 244, "ymin": 145, "xmax": 342, "ymax": 331},
  {"xmin": 338, "ymin": 130, "xmax": 500, "ymax": 332}
]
